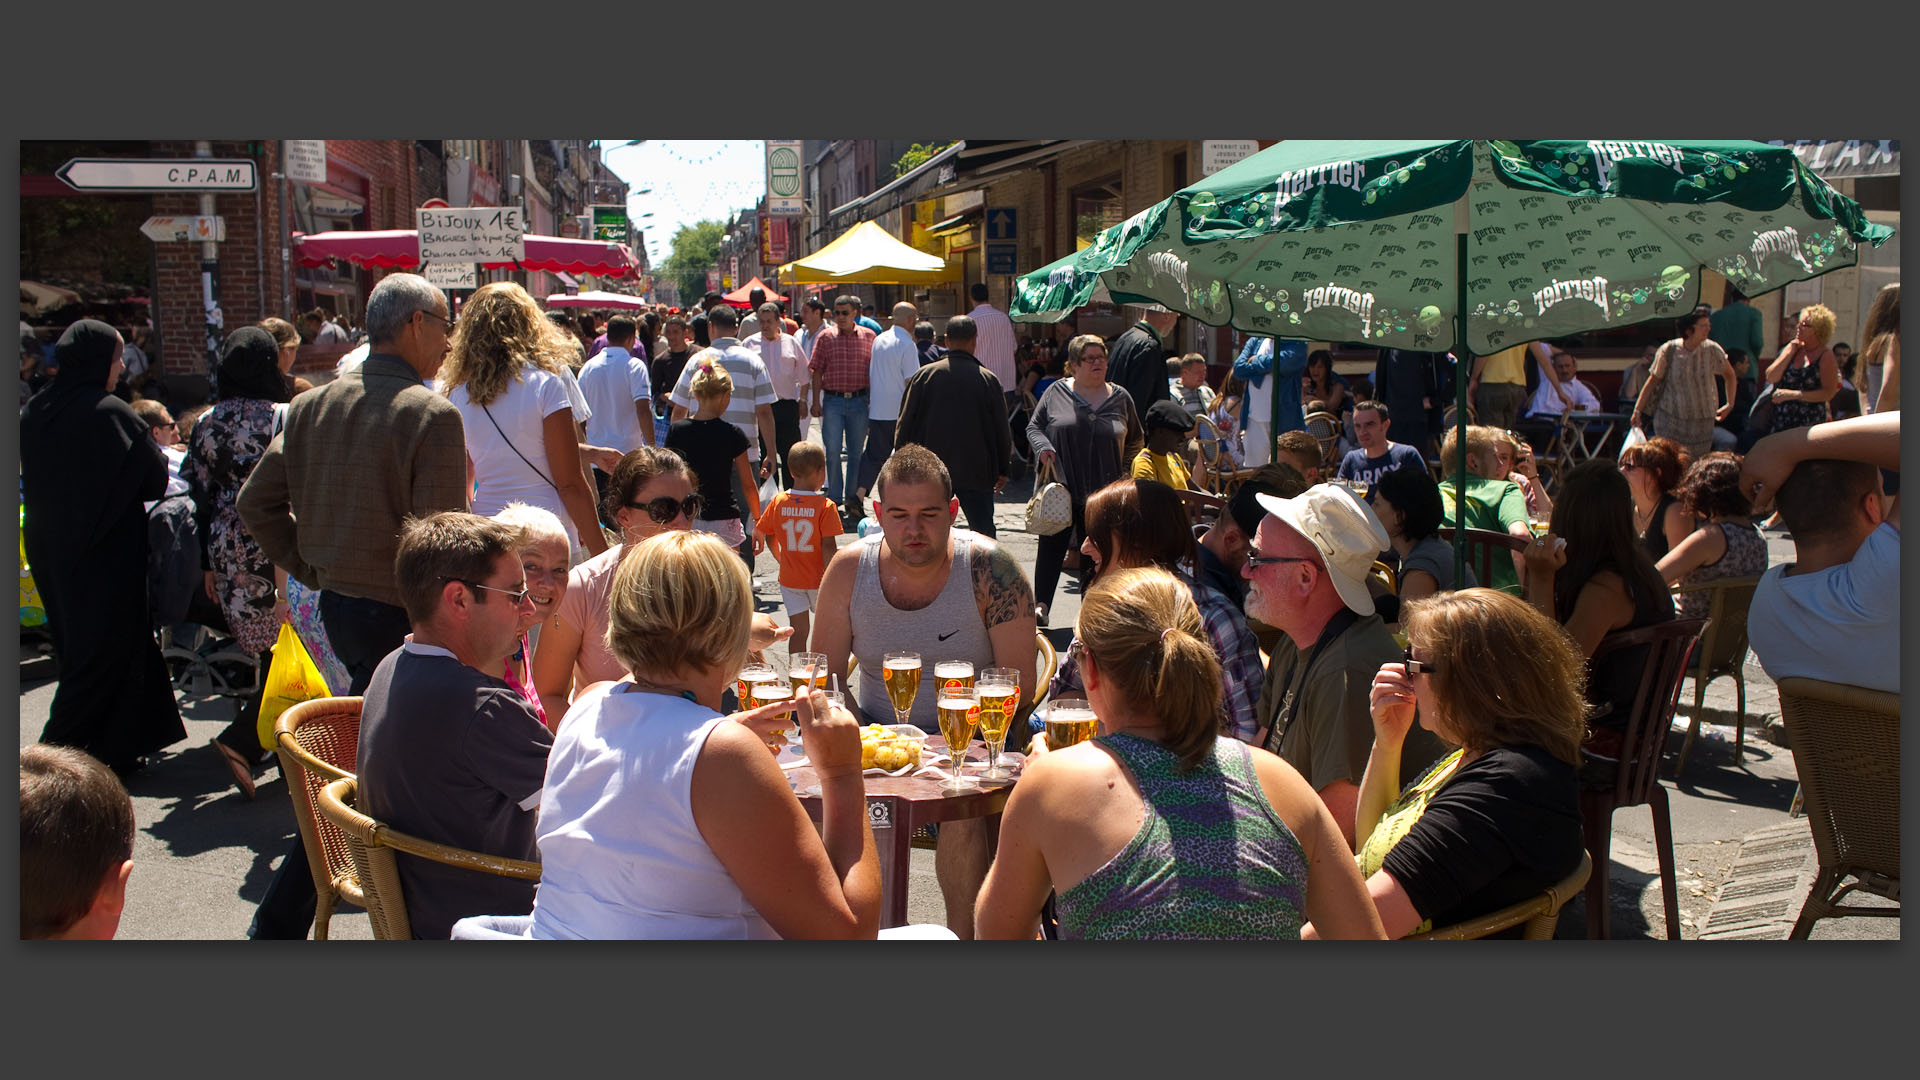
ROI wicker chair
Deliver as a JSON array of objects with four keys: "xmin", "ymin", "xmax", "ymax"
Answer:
[
  {"xmin": 1579, "ymin": 617, "xmax": 1706, "ymax": 940},
  {"xmin": 1776, "ymin": 677, "xmax": 1900, "ymax": 939},
  {"xmin": 1669, "ymin": 575, "xmax": 1762, "ymax": 774},
  {"xmin": 1405, "ymin": 853, "xmax": 1592, "ymax": 940},
  {"xmin": 1302, "ymin": 410, "xmax": 1344, "ymax": 473},
  {"xmin": 271, "ymin": 696, "xmax": 364, "ymax": 940},
  {"xmin": 1369, "ymin": 559, "xmax": 1398, "ymax": 595},
  {"xmin": 1193, "ymin": 414, "xmax": 1258, "ymax": 494},
  {"xmin": 315, "ymin": 776, "xmax": 542, "ymax": 940}
]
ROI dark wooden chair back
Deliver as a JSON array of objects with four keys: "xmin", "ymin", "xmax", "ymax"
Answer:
[
  {"xmin": 1586, "ymin": 618, "xmax": 1708, "ymax": 808},
  {"xmin": 1433, "ymin": 527, "xmax": 1527, "ymax": 591}
]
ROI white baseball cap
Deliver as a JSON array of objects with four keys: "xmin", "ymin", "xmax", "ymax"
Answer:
[{"xmin": 1254, "ymin": 484, "xmax": 1391, "ymax": 616}]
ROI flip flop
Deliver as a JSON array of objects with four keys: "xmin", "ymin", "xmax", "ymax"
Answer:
[{"xmin": 210, "ymin": 738, "xmax": 257, "ymax": 800}]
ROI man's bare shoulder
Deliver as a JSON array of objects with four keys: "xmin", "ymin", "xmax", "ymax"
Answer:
[{"xmin": 970, "ymin": 536, "xmax": 1036, "ymax": 630}]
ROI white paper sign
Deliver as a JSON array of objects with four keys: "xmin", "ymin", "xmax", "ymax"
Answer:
[
  {"xmin": 418, "ymin": 206, "xmax": 525, "ymax": 262},
  {"xmin": 1202, "ymin": 140, "xmax": 1260, "ymax": 176},
  {"xmin": 285, "ymin": 140, "xmax": 328, "ymax": 184},
  {"xmin": 423, "ymin": 262, "xmax": 477, "ymax": 289}
]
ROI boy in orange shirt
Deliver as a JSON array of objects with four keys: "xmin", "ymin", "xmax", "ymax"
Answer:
[{"xmin": 755, "ymin": 440, "xmax": 844, "ymax": 651}]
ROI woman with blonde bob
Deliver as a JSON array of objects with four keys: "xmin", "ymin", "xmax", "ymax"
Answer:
[
  {"xmin": 526, "ymin": 531, "xmax": 880, "ymax": 939},
  {"xmin": 976, "ymin": 567, "xmax": 1385, "ymax": 941},
  {"xmin": 440, "ymin": 282, "xmax": 608, "ymax": 560},
  {"xmin": 1303, "ymin": 588, "xmax": 1587, "ymax": 940}
]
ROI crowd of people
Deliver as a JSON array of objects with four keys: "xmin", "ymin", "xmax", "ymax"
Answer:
[{"xmin": 18, "ymin": 269, "xmax": 1901, "ymax": 941}]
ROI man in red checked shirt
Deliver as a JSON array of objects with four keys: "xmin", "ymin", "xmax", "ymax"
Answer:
[{"xmin": 808, "ymin": 293, "xmax": 878, "ymax": 521}]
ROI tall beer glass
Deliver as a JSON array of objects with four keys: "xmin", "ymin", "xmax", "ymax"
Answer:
[
  {"xmin": 882, "ymin": 651, "xmax": 922, "ymax": 727},
  {"xmin": 936, "ymin": 685, "xmax": 980, "ymax": 792}
]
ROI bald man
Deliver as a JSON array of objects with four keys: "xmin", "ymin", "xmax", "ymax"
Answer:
[{"xmin": 857, "ymin": 301, "xmax": 925, "ymax": 505}]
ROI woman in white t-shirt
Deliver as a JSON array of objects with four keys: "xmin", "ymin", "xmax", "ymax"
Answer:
[{"xmin": 440, "ymin": 282, "xmax": 608, "ymax": 561}]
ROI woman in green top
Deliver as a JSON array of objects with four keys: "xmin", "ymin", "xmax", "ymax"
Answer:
[
  {"xmin": 1302, "ymin": 588, "xmax": 1587, "ymax": 939},
  {"xmin": 974, "ymin": 567, "xmax": 1384, "ymax": 941}
]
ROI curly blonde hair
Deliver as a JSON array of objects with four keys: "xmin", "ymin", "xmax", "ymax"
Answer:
[
  {"xmin": 437, "ymin": 282, "xmax": 579, "ymax": 406},
  {"xmin": 1797, "ymin": 303, "xmax": 1837, "ymax": 348}
]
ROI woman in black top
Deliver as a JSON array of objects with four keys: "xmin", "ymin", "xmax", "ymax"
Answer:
[
  {"xmin": 20, "ymin": 320, "xmax": 186, "ymax": 775},
  {"xmin": 1302, "ymin": 587, "xmax": 1586, "ymax": 939},
  {"xmin": 665, "ymin": 360, "xmax": 760, "ymax": 564},
  {"xmin": 1616, "ymin": 435, "xmax": 1693, "ymax": 563},
  {"xmin": 1523, "ymin": 461, "xmax": 1675, "ymax": 754}
]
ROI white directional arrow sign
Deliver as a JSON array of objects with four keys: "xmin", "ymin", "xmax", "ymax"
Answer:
[
  {"xmin": 140, "ymin": 216, "xmax": 227, "ymax": 242},
  {"xmin": 58, "ymin": 158, "xmax": 258, "ymax": 193}
]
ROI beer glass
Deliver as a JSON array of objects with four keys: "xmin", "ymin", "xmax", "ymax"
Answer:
[
  {"xmin": 933, "ymin": 659, "xmax": 975, "ymax": 696},
  {"xmin": 935, "ymin": 685, "xmax": 980, "ymax": 792},
  {"xmin": 1045, "ymin": 698, "xmax": 1099, "ymax": 750},
  {"xmin": 789, "ymin": 652, "xmax": 828, "ymax": 698},
  {"xmin": 882, "ymin": 651, "xmax": 922, "ymax": 726},
  {"xmin": 737, "ymin": 662, "xmax": 779, "ymax": 708},
  {"xmin": 977, "ymin": 666, "xmax": 1022, "ymax": 780}
]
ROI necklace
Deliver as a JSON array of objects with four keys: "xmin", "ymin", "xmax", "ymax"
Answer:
[{"xmin": 625, "ymin": 674, "xmax": 700, "ymax": 703}]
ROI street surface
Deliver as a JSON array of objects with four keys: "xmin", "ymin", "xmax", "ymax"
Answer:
[{"xmin": 15, "ymin": 422, "xmax": 1890, "ymax": 939}]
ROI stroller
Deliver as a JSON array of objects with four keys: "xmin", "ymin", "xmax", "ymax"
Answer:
[{"xmin": 148, "ymin": 491, "xmax": 259, "ymax": 700}]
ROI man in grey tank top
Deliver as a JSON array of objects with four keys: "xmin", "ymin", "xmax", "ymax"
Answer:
[{"xmin": 812, "ymin": 444, "xmax": 1038, "ymax": 939}]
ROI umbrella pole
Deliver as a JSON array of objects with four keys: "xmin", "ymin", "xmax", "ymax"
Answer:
[{"xmin": 1453, "ymin": 233, "xmax": 1471, "ymax": 588}]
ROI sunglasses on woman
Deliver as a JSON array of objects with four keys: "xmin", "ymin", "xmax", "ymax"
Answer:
[
  {"xmin": 1402, "ymin": 644, "xmax": 1438, "ymax": 676},
  {"xmin": 627, "ymin": 493, "xmax": 704, "ymax": 524}
]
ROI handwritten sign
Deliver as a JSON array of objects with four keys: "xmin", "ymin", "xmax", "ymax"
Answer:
[
  {"xmin": 417, "ymin": 206, "xmax": 525, "ymax": 263},
  {"xmin": 423, "ymin": 262, "xmax": 477, "ymax": 289}
]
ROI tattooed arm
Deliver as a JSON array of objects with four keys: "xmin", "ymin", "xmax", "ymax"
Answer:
[{"xmin": 973, "ymin": 538, "xmax": 1040, "ymax": 722}]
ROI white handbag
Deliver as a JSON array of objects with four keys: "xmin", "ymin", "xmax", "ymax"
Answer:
[{"xmin": 1025, "ymin": 459, "xmax": 1073, "ymax": 536}]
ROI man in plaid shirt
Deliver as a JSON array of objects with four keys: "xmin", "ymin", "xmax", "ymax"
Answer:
[{"xmin": 807, "ymin": 294, "xmax": 877, "ymax": 519}]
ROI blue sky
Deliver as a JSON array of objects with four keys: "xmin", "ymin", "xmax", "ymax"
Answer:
[{"xmin": 597, "ymin": 139, "xmax": 768, "ymax": 267}]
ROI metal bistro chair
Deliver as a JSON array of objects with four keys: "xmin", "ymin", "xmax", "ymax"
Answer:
[
  {"xmin": 316, "ymin": 776, "xmax": 542, "ymax": 941},
  {"xmin": 1579, "ymin": 617, "xmax": 1706, "ymax": 940},
  {"xmin": 1433, "ymin": 527, "xmax": 1528, "ymax": 593},
  {"xmin": 1405, "ymin": 853, "xmax": 1592, "ymax": 940},
  {"xmin": 1776, "ymin": 677, "xmax": 1900, "ymax": 939},
  {"xmin": 1669, "ymin": 575, "xmax": 1763, "ymax": 774},
  {"xmin": 271, "ymin": 696, "xmax": 364, "ymax": 940},
  {"xmin": 1178, "ymin": 489, "xmax": 1226, "ymax": 540}
]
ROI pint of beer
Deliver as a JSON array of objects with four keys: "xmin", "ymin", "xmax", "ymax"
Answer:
[
  {"xmin": 788, "ymin": 652, "xmax": 828, "ymax": 698},
  {"xmin": 1045, "ymin": 699, "xmax": 1098, "ymax": 749},
  {"xmin": 736, "ymin": 662, "xmax": 779, "ymax": 706}
]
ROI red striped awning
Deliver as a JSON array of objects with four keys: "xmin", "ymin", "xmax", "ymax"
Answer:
[{"xmin": 293, "ymin": 230, "xmax": 639, "ymax": 278}]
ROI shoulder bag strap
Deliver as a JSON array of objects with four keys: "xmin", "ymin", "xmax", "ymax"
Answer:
[
  {"xmin": 1264, "ymin": 606, "xmax": 1363, "ymax": 754},
  {"xmin": 478, "ymin": 403, "xmax": 558, "ymax": 492}
]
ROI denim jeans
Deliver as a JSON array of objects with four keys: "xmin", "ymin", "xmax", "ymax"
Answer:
[{"xmin": 819, "ymin": 393, "xmax": 869, "ymax": 511}]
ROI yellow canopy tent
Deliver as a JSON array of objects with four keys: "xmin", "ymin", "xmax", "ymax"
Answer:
[{"xmin": 777, "ymin": 220, "xmax": 955, "ymax": 285}]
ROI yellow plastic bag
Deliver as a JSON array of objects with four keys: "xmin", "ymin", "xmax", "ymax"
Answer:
[{"xmin": 256, "ymin": 622, "xmax": 332, "ymax": 751}]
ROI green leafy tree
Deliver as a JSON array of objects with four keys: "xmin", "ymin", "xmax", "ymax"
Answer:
[
  {"xmin": 891, "ymin": 141, "xmax": 956, "ymax": 179},
  {"xmin": 660, "ymin": 219, "xmax": 726, "ymax": 302}
]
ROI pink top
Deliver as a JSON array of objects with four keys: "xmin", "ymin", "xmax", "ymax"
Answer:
[{"xmin": 556, "ymin": 544, "xmax": 631, "ymax": 692}]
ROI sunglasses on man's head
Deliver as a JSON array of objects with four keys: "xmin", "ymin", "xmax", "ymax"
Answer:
[{"xmin": 628, "ymin": 493, "xmax": 704, "ymax": 524}]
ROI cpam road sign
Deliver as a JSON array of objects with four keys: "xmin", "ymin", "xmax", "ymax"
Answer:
[
  {"xmin": 140, "ymin": 216, "xmax": 227, "ymax": 243},
  {"xmin": 58, "ymin": 158, "xmax": 258, "ymax": 193}
]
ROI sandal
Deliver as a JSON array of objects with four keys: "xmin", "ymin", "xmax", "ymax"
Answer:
[{"xmin": 210, "ymin": 738, "xmax": 258, "ymax": 800}]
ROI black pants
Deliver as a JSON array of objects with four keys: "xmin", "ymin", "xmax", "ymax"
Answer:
[
  {"xmin": 250, "ymin": 589, "xmax": 410, "ymax": 940},
  {"xmin": 955, "ymin": 486, "xmax": 997, "ymax": 539},
  {"xmin": 858, "ymin": 418, "xmax": 896, "ymax": 499},
  {"xmin": 771, "ymin": 398, "xmax": 803, "ymax": 488},
  {"xmin": 1031, "ymin": 494, "xmax": 1088, "ymax": 610}
]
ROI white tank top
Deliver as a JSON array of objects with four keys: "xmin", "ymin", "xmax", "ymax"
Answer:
[{"xmin": 530, "ymin": 685, "xmax": 778, "ymax": 940}]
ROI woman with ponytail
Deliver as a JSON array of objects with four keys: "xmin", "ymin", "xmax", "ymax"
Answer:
[{"xmin": 975, "ymin": 567, "xmax": 1384, "ymax": 941}]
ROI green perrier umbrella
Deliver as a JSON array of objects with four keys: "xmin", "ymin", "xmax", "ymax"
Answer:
[{"xmin": 1012, "ymin": 139, "xmax": 1891, "ymax": 580}]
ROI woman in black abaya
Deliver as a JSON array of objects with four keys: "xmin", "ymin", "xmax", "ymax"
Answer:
[{"xmin": 21, "ymin": 320, "xmax": 186, "ymax": 774}]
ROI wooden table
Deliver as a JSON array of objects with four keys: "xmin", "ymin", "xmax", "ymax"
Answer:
[{"xmin": 788, "ymin": 737, "xmax": 1023, "ymax": 929}]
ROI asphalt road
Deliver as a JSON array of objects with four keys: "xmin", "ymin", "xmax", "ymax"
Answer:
[{"xmin": 16, "ymin": 442, "xmax": 1886, "ymax": 940}]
